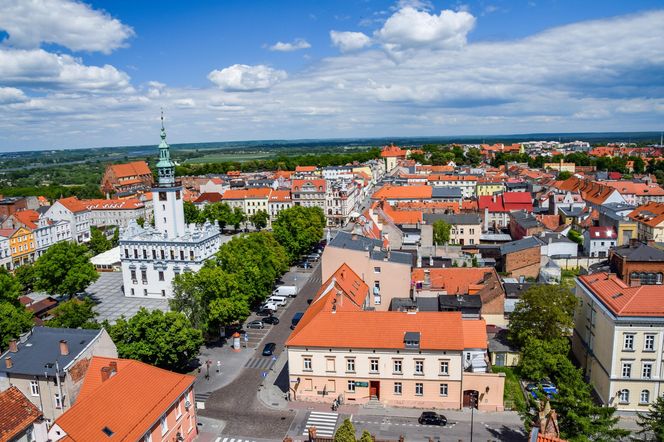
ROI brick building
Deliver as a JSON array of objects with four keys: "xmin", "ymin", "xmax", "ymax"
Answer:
[
  {"xmin": 500, "ymin": 236, "xmax": 542, "ymax": 279},
  {"xmin": 609, "ymin": 242, "xmax": 664, "ymax": 285},
  {"xmin": 100, "ymin": 161, "xmax": 154, "ymax": 198}
]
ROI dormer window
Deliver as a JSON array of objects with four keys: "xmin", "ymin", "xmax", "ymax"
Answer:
[{"xmin": 404, "ymin": 331, "xmax": 420, "ymax": 349}]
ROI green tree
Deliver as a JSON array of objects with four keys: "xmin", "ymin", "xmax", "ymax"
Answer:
[
  {"xmin": 0, "ymin": 301, "xmax": 33, "ymax": 350},
  {"xmin": 567, "ymin": 229, "xmax": 583, "ymax": 246},
  {"xmin": 183, "ymin": 201, "xmax": 201, "ymax": 224},
  {"xmin": 107, "ymin": 308, "xmax": 203, "ymax": 372},
  {"xmin": 13, "ymin": 264, "xmax": 35, "ymax": 294},
  {"xmin": 0, "ymin": 269, "xmax": 23, "ymax": 304},
  {"xmin": 632, "ymin": 157, "xmax": 646, "ymax": 174},
  {"xmin": 208, "ymin": 295, "xmax": 251, "ymax": 328},
  {"xmin": 637, "ymin": 395, "xmax": 664, "ymax": 441},
  {"xmin": 110, "ymin": 227, "xmax": 119, "ymax": 247},
  {"xmin": 230, "ymin": 206, "xmax": 246, "ymax": 231},
  {"xmin": 136, "ymin": 216, "xmax": 145, "ymax": 228},
  {"xmin": 508, "ymin": 285, "xmax": 577, "ymax": 348},
  {"xmin": 518, "ymin": 337, "xmax": 570, "ymax": 381},
  {"xmin": 432, "ymin": 219, "xmax": 451, "ymax": 245},
  {"xmin": 557, "ymin": 171, "xmax": 572, "ymax": 180},
  {"xmin": 250, "ymin": 210, "xmax": 269, "ymax": 230},
  {"xmin": 273, "ymin": 205, "xmax": 325, "ymax": 262},
  {"xmin": 359, "ymin": 430, "xmax": 373, "ymax": 442},
  {"xmin": 202, "ymin": 202, "xmax": 232, "ymax": 231},
  {"xmin": 46, "ymin": 298, "xmax": 99, "ymax": 329},
  {"xmin": 89, "ymin": 226, "xmax": 112, "ymax": 255},
  {"xmin": 465, "ymin": 147, "xmax": 482, "ymax": 166},
  {"xmin": 334, "ymin": 418, "xmax": 356, "ymax": 442},
  {"xmin": 32, "ymin": 241, "xmax": 99, "ymax": 298}
]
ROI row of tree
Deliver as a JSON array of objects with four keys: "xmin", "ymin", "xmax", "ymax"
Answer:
[
  {"xmin": 184, "ymin": 201, "xmax": 269, "ymax": 231},
  {"xmin": 490, "ymin": 150, "xmax": 651, "ymax": 175},
  {"xmin": 410, "ymin": 144, "xmax": 482, "ymax": 167}
]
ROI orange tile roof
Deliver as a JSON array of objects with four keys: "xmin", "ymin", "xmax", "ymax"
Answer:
[
  {"xmin": 578, "ymin": 273, "xmax": 664, "ymax": 317},
  {"xmin": 0, "ymin": 387, "xmax": 42, "ymax": 442},
  {"xmin": 12, "ymin": 210, "xmax": 39, "ymax": 229},
  {"xmin": 381, "ymin": 204, "xmax": 423, "ymax": 224},
  {"xmin": 53, "ymin": 356, "xmax": 194, "ymax": 442},
  {"xmin": 380, "ymin": 144, "xmax": 407, "ymax": 158},
  {"xmin": 603, "ymin": 181, "xmax": 664, "ymax": 196},
  {"xmin": 81, "ymin": 198, "xmax": 144, "ymax": 210},
  {"xmin": 222, "ymin": 187, "xmax": 272, "ymax": 200},
  {"xmin": 536, "ymin": 214, "xmax": 561, "ymax": 231},
  {"xmin": 462, "ymin": 319, "xmax": 489, "ymax": 349},
  {"xmin": 295, "ymin": 165, "xmax": 317, "ymax": 172},
  {"xmin": 427, "ymin": 174, "xmax": 478, "ymax": 182},
  {"xmin": 269, "ymin": 189, "xmax": 292, "ymax": 202},
  {"xmin": 411, "ymin": 267, "xmax": 499, "ymax": 295},
  {"xmin": 372, "ymin": 185, "xmax": 432, "ymax": 200},
  {"xmin": 57, "ymin": 196, "xmax": 88, "ymax": 213},
  {"xmin": 110, "ymin": 161, "xmax": 151, "ymax": 178},
  {"xmin": 628, "ymin": 202, "xmax": 664, "ymax": 227},
  {"xmin": 274, "ymin": 170, "xmax": 293, "ymax": 179},
  {"xmin": 416, "ymin": 165, "xmax": 454, "ymax": 173},
  {"xmin": 395, "ymin": 201, "xmax": 460, "ymax": 213},
  {"xmin": 292, "ymin": 179, "xmax": 326, "ymax": 192}
]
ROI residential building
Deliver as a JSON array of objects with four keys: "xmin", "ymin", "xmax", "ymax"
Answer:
[
  {"xmin": 119, "ymin": 118, "xmax": 222, "ymax": 299},
  {"xmin": 0, "ymin": 327, "xmax": 118, "ymax": 423},
  {"xmin": 603, "ymin": 181, "xmax": 664, "ymax": 205},
  {"xmin": 0, "ymin": 233, "xmax": 10, "ymax": 270},
  {"xmin": 380, "ymin": 144, "xmax": 407, "ymax": 171},
  {"xmin": 509, "ymin": 211, "xmax": 545, "ymax": 240},
  {"xmin": 500, "ymin": 236, "xmax": 542, "ymax": 279},
  {"xmin": 199, "ymin": 177, "xmax": 228, "ymax": 194},
  {"xmin": 321, "ymin": 231, "xmax": 411, "ymax": 310},
  {"xmin": 609, "ymin": 242, "xmax": 664, "ymax": 286},
  {"xmin": 0, "ymin": 387, "xmax": 48, "ymax": 442},
  {"xmin": 583, "ymin": 226, "xmax": 617, "ymax": 258},
  {"xmin": 193, "ymin": 192, "xmax": 224, "ymax": 208},
  {"xmin": 543, "ymin": 161, "xmax": 576, "ymax": 173},
  {"xmin": 34, "ymin": 218, "xmax": 72, "ymax": 258},
  {"xmin": 479, "ymin": 192, "xmax": 533, "ymax": 231},
  {"xmin": 326, "ymin": 179, "xmax": 360, "ymax": 227},
  {"xmin": 82, "ymin": 198, "xmax": 151, "ymax": 228},
  {"xmin": 268, "ymin": 189, "xmax": 293, "ymax": 223},
  {"xmin": 572, "ymin": 273, "xmax": 664, "ymax": 411},
  {"xmin": 44, "ymin": 197, "xmax": 91, "ymax": 243},
  {"xmin": 0, "ymin": 227, "xmax": 35, "ymax": 268},
  {"xmin": 100, "ymin": 161, "xmax": 154, "ymax": 198},
  {"xmin": 322, "ymin": 165, "xmax": 354, "ymax": 180},
  {"xmin": 48, "ymin": 356, "xmax": 197, "ymax": 442},
  {"xmin": 286, "ymin": 264, "xmax": 505, "ymax": 411},
  {"xmin": 291, "ymin": 179, "xmax": 326, "ymax": 210},
  {"xmin": 598, "ymin": 203, "xmax": 637, "ymax": 246},
  {"xmin": 628, "ymin": 202, "xmax": 664, "ymax": 243},
  {"xmin": 476, "ymin": 181, "xmax": 506, "ymax": 197},
  {"xmin": 421, "ymin": 213, "xmax": 482, "ymax": 246},
  {"xmin": 427, "ymin": 175, "xmax": 478, "ymax": 198},
  {"xmin": 534, "ymin": 232, "xmax": 578, "ymax": 258},
  {"xmin": 222, "ymin": 187, "xmax": 271, "ymax": 217},
  {"xmin": 0, "ymin": 197, "xmax": 33, "ymax": 219}
]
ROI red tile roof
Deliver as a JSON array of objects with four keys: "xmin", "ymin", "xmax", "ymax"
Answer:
[
  {"xmin": 291, "ymin": 179, "xmax": 326, "ymax": 193},
  {"xmin": 194, "ymin": 192, "xmax": 224, "ymax": 204},
  {"xmin": 269, "ymin": 189, "xmax": 292, "ymax": 202},
  {"xmin": 57, "ymin": 196, "xmax": 88, "ymax": 213},
  {"xmin": 295, "ymin": 165, "xmax": 317, "ymax": 172},
  {"xmin": 380, "ymin": 144, "xmax": 407, "ymax": 158},
  {"xmin": 587, "ymin": 226, "xmax": 617, "ymax": 240},
  {"xmin": 53, "ymin": 356, "xmax": 194, "ymax": 442},
  {"xmin": 372, "ymin": 185, "xmax": 432, "ymax": 200},
  {"xmin": 81, "ymin": 198, "xmax": 144, "ymax": 210},
  {"xmin": 222, "ymin": 187, "xmax": 272, "ymax": 200},
  {"xmin": 428, "ymin": 174, "xmax": 478, "ymax": 182},
  {"xmin": 0, "ymin": 387, "xmax": 42, "ymax": 442},
  {"xmin": 380, "ymin": 204, "xmax": 423, "ymax": 224},
  {"xmin": 411, "ymin": 267, "xmax": 499, "ymax": 295},
  {"xmin": 603, "ymin": 181, "xmax": 664, "ymax": 196},
  {"xmin": 12, "ymin": 210, "xmax": 39, "ymax": 229},
  {"xmin": 109, "ymin": 161, "xmax": 151, "ymax": 178},
  {"xmin": 478, "ymin": 192, "xmax": 533, "ymax": 212},
  {"xmin": 628, "ymin": 202, "xmax": 664, "ymax": 228},
  {"xmin": 578, "ymin": 273, "xmax": 664, "ymax": 317}
]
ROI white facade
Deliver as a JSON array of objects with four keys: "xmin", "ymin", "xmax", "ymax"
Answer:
[
  {"xmin": 325, "ymin": 179, "xmax": 359, "ymax": 227},
  {"xmin": 583, "ymin": 229, "xmax": 617, "ymax": 258},
  {"xmin": 0, "ymin": 234, "xmax": 11, "ymax": 270},
  {"xmin": 86, "ymin": 203, "xmax": 150, "ymax": 228},
  {"xmin": 44, "ymin": 202, "xmax": 91, "ymax": 243},
  {"xmin": 200, "ymin": 179, "xmax": 229, "ymax": 194},
  {"xmin": 322, "ymin": 166, "xmax": 354, "ymax": 180},
  {"xmin": 34, "ymin": 219, "xmax": 72, "ymax": 257}
]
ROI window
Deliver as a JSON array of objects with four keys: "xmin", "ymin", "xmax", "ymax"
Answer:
[
  {"xmin": 393, "ymin": 360, "xmax": 402, "ymax": 374},
  {"xmin": 170, "ymin": 250, "xmax": 175, "ymax": 260},
  {"xmin": 30, "ymin": 380, "xmax": 39, "ymax": 396},
  {"xmin": 160, "ymin": 416, "xmax": 168, "ymax": 435},
  {"xmin": 134, "ymin": 249, "xmax": 138, "ymax": 259},
  {"xmin": 144, "ymin": 432, "xmax": 153, "ymax": 442},
  {"xmin": 347, "ymin": 380, "xmax": 356, "ymax": 392},
  {"xmin": 439, "ymin": 360, "xmax": 449, "ymax": 375},
  {"xmin": 130, "ymin": 288, "xmax": 135, "ymax": 296},
  {"xmin": 466, "ymin": 352, "xmax": 471, "ymax": 361},
  {"xmin": 346, "ymin": 358, "xmax": 355, "ymax": 372},
  {"xmin": 643, "ymin": 362, "xmax": 653, "ymax": 379},
  {"xmin": 161, "ymin": 290, "xmax": 166, "ymax": 297},
  {"xmin": 326, "ymin": 358, "xmax": 335, "ymax": 372},
  {"xmin": 622, "ymin": 362, "xmax": 632, "ymax": 378},
  {"xmin": 180, "ymin": 250, "xmax": 185, "ymax": 260},
  {"xmin": 370, "ymin": 359, "xmax": 379, "ymax": 373},
  {"xmin": 152, "ymin": 249, "xmax": 157, "ymax": 259},
  {"xmin": 439, "ymin": 383, "xmax": 448, "ymax": 397},
  {"xmin": 144, "ymin": 289, "xmax": 148, "ymax": 296},
  {"xmin": 54, "ymin": 393, "xmax": 63, "ymax": 409},
  {"xmin": 645, "ymin": 335, "xmax": 655, "ymax": 351},
  {"xmin": 160, "ymin": 250, "xmax": 165, "ymax": 260},
  {"xmin": 142, "ymin": 249, "xmax": 147, "ymax": 259},
  {"xmin": 415, "ymin": 383, "xmax": 423, "ymax": 396},
  {"xmin": 159, "ymin": 192, "xmax": 167, "ymax": 201},
  {"xmin": 141, "ymin": 269, "xmax": 147, "ymax": 282},
  {"xmin": 158, "ymin": 271, "xmax": 164, "ymax": 281},
  {"xmin": 374, "ymin": 266, "xmax": 381, "ymax": 273},
  {"xmin": 303, "ymin": 357, "xmax": 312, "ymax": 371},
  {"xmin": 619, "ymin": 389, "xmax": 629, "ymax": 404},
  {"xmin": 415, "ymin": 360, "xmax": 424, "ymax": 374},
  {"xmin": 394, "ymin": 382, "xmax": 402, "ymax": 395},
  {"xmin": 176, "ymin": 398, "xmax": 182, "ymax": 419},
  {"xmin": 640, "ymin": 390, "xmax": 650, "ymax": 404},
  {"xmin": 623, "ymin": 334, "xmax": 634, "ymax": 350}
]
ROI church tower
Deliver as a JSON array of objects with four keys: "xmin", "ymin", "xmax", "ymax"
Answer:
[{"xmin": 152, "ymin": 112, "xmax": 185, "ymax": 238}]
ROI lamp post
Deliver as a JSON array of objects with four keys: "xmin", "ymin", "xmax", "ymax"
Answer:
[{"xmin": 470, "ymin": 390, "xmax": 478, "ymax": 442}]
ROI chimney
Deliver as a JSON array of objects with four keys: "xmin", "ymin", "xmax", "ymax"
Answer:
[
  {"xmin": 101, "ymin": 366, "xmax": 111, "ymax": 382},
  {"xmin": 8, "ymin": 339, "xmax": 18, "ymax": 353},
  {"xmin": 59, "ymin": 340, "xmax": 69, "ymax": 356},
  {"xmin": 109, "ymin": 361, "xmax": 118, "ymax": 375},
  {"xmin": 424, "ymin": 269, "xmax": 431, "ymax": 287},
  {"xmin": 5, "ymin": 357, "xmax": 12, "ymax": 369}
]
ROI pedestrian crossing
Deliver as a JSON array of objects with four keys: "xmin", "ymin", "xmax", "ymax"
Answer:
[
  {"xmin": 195, "ymin": 391, "xmax": 211, "ymax": 409},
  {"xmin": 302, "ymin": 411, "xmax": 339, "ymax": 437},
  {"xmin": 216, "ymin": 438, "xmax": 256, "ymax": 442},
  {"xmin": 244, "ymin": 357, "xmax": 276, "ymax": 370}
]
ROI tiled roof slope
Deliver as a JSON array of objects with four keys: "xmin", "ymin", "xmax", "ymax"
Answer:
[
  {"xmin": 578, "ymin": 273, "xmax": 664, "ymax": 317},
  {"xmin": 0, "ymin": 387, "xmax": 42, "ymax": 442}
]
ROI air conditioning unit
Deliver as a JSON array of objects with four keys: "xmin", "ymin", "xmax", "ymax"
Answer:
[{"xmin": 184, "ymin": 400, "xmax": 191, "ymax": 410}]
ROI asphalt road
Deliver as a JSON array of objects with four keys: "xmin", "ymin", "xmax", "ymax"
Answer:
[{"xmin": 198, "ymin": 264, "xmax": 323, "ymax": 439}]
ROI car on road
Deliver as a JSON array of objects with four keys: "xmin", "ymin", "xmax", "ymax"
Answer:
[
  {"xmin": 418, "ymin": 411, "xmax": 447, "ymax": 426},
  {"xmin": 262, "ymin": 342, "xmax": 276, "ymax": 356},
  {"xmin": 297, "ymin": 261, "xmax": 311, "ymax": 269},
  {"xmin": 247, "ymin": 320, "xmax": 264, "ymax": 329},
  {"xmin": 263, "ymin": 316, "xmax": 279, "ymax": 325}
]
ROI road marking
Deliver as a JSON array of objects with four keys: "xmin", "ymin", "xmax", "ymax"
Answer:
[
  {"xmin": 244, "ymin": 357, "xmax": 276, "ymax": 369},
  {"xmin": 302, "ymin": 411, "xmax": 339, "ymax": 437}
]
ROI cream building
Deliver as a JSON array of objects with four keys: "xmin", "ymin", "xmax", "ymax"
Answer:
[{"xmin": 572, "ymin": 273, "xmax": 664, "ymax": 411}]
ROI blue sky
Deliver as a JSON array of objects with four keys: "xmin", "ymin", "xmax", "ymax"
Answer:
[{"xmin": 0, "ymin": 0, "xmax": 663, "ymax": 151}]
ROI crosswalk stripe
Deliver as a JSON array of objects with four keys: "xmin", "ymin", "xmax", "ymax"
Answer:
[
  {"xmin": 307, "ymin": 417, "xmax": 338, "ymax": 423},
  {"xmin": 309, "ymin": 412, "xmax": 338, "ymax": 417}
]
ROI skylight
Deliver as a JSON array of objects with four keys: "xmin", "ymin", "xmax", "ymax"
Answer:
[{"xmin": 102, "ymin": 427, "xmax": 114, "ymax": 437}]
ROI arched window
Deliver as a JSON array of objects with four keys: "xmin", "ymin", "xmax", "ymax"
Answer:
[
  {"xmin": 640, "ymin": 390, "xmax": 650, "ymax": 404},
  {"xmin": 619, "ymin": 389, "xmax": 630, "ymax": 404}
]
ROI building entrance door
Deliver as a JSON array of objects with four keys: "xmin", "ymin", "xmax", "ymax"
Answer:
[{"xmin": 370, "ymin": 381, "xmax": 380, "ymax": 400}]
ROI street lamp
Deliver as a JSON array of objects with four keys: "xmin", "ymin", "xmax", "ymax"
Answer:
[{"xmin": 469, "ymin": 390, "xmax": 479, "ymax": 442}]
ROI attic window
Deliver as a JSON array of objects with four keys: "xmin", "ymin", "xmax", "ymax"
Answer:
[
  {"xmin": 404, "ymin": 331, "xmax": 420, "ymax": 349},
  {"xmin": 612, "ymin": 292, "xmax": 623, "ymax": 299},
  {"xmin": 102, "ymin": 427, "xmax": 114, "ymax": 437}
]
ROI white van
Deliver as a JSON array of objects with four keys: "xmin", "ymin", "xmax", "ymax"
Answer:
[
  {"xmin": 273, "ymin": 285, "xmax": 297, "ymax": 298},
  {"xmin": 267, "ymin": 296, "xmax": 288, "ymax": 306}
]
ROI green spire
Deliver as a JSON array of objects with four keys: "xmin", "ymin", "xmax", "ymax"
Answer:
[{"xmin": 156, "ymin": 109, "xmax": 176, "ymax": 186}]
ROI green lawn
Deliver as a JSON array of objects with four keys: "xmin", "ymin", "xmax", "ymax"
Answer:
[{"xmin": 493, "ymin": 366, "xmax": 527, "ymax": 412}]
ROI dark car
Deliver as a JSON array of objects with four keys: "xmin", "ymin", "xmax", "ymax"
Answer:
[
  {"xmin": 262, "ymin": 342, "xmax": 276, "ymax": 356},
  {"xmin": 418, "ymin": 412, "xmax": 447, "ymax": 426},
  {"xmin": 290, "ymin": 312, "xmax": 304, "ymax": 329},
  {"xmin": 256, "ymin": 308, "xmax": 273, "ymax": 316},
  {"xmin": 263, "ymin": 316, "xmax": 279, "ymax": 325},
  {"xmin": 247, "ymin": 320, "xmax": 264, "ymax": 329}
]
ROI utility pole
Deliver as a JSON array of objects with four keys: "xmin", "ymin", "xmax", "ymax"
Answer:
[{"xmin": 469, "ymin": 390, "xmax": 477, "ymax": 442}]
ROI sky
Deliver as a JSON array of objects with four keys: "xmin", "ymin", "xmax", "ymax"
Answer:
[{"xmin": 0, "ymin": 0, "xmax": 663, "ymax": 152}]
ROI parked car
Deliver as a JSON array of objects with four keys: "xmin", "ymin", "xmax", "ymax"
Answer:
[
  {"xmin": 527, "ymin": 380, "xmax": 558, "ymax": 398},
  {"xmin": 306, "ymin": 253, "xmax": 320, "ymax": 262},
  {"xmin": 263, "ymin": 316, "xmax": 279, "ymax": 325},
  {"xmin": 273, "ymin": 285, "xmax": 297, "ymax": 298},
  {"xmin": 291, "ymin": 312, "xmax": 304, "ymax": 329},
  {"xmin": 262, "ymin": 342, "xmax": 276, "ymax": 356},
  {"xmin": 256, "ymin": 308, "xmax": 273, "ymax": 316},
  {"xmin": 418, "ymin": 412, "xmax": 447, "ymax": 426},
  {"xmin": 297, "ymin": 261, "xmax": 311, "ymax": 269},
  {"xmin": 247, "ymin": 320, "xmax": 264, "ymax": 329},
  {"xmin": 260, "ymin": 302, "xmax": 278, "ymax": 312}
]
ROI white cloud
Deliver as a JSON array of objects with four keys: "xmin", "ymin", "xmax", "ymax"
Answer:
[
  {"xmin": 330, "ymin": 30, "xmax": 372, "ymax": 52},
  {"xmin": 207, "ymin": 64, "xmax": 287, "ymax": 91},
  {"xmin": 173, "ymin": 98, "xmax": 196, "ymax": 108},
  {"xmin": 0, "ymin": 0, "xmax": 134, "ymax": 53},
  {"xmin": 0, "ymin": 48, "xmax": 132, "ymax": 92},
  {"xmin": 375, "ymin": 6, "xmax": 475, "ymax": 54},
  {"xmin": 268, "ymin": 38, "xmax": 311, "ymax": 52},
  {"xmin": 0, "ymin": 87, "xmax": 27, "ymax": 104}
]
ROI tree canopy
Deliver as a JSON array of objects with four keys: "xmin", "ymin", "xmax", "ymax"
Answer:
[
  {"xmin": 637, "ymin": 395, "xmax": 664, "ymax": 441},
  {"xmin": 106, "ymin": 308, "xmax": 203, "ymax": 372},
  {"xmin": 89, "ymin": 226, "xmax": 112, "ymax": 255},
  {"xmin": 272, "ymin": 205, "xmax": 325, "ymax": 262},
  {"xmin": 0, "ymin": 268, "xmax": 22, "ymax": 304},
  {"xmin": 432, "ymin": 219, "xmax": 451, "ymax": 245},
  {"xmin": 0, "ymin": 301, "xmax": 33, "ymax": 351},
  {"xmin": 32, "ymin": 241, "xmax": 99, "ymax": 297},
  {"xmin": 183, "ymin": 201, "xmax": 201, "ymax": 224},
  {"xmin": 334, "ymin": 419, "xmax": 357, "ymax": 442},
  {"xmin": 46, "ymin": 298, "xmax": 99, "ymax": 329},
  {"xmin": 250, "ymin": 210, "xmax": 269, "ymax": 230}
]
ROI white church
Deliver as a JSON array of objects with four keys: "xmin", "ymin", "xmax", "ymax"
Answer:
[{"xmin": 119, "ymin": 116, "xmax": 221, "ymax": 298}]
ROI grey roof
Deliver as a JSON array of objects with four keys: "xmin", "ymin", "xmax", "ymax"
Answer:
[
  {"xmin": 370, "ymin": 248, "xmax": 413, "ymax": 265},
  {"xmin": 534, "ymin": 232, "xmax": 574, "ymax": 245},
  {"xmin": 480, "ymin": 233, "xmax": 513, "ymax": 242},
  {"xmin": 502, "ymin": 281, "xmax": 537, "ymax": 298},
  {"xmin": 613, "ymin": 243, "xmax": 664, "ymax": 262},
  {"xmin": 0, "ymin": 327, "xmax": 103, "ymax": 377},
  {"xmin": 404, "ymin": 331, "xmax": 420, "ymax": 342},
  {"xmin": 438, "ymin": 294, "xmax": 482, "ymax": 309},
  {"xmin": 330, "ymin": 231, "xmax": 411, "ymax": 265},
  {"xmin": 488, "ymin": 329, "xmax": 519, "ymax": 353},
  {"xmin": 558, "ymin": 206, "xmax": 585, "ymax": 217},
  {"xmin": 600, "ymin": 202, "xmax": 636, "ymax": 213},
  {"xmin": 431, "ymin": 187, "xmax": 463, "ymax": 199},
  {"xmin": 500, "ymin": 236, "xmax": 541, "ymax": 255},
  {"xmin": 423, "ymin": 213, "xmax": 481, "ymax": 225},
  {"xmin": 390, "ymin": 297, "xmax": 438, "ymax": 312},
  {"xmin": 510, "ymin": 210, "xmax": 541, "ymax": 229},
  {"xmin": 36, "ymin": 206, "xmax": 50, "ymax": 215}
]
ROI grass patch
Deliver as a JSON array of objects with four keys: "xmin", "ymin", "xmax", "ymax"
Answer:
[{"xmin": 493, "ymin": 366, "xmax": 526, "ymax": 412}]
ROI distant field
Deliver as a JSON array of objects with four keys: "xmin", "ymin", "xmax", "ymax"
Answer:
[{"xmin": 184, "ymin": 152, "xmax": 274, "ymax": 164}]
